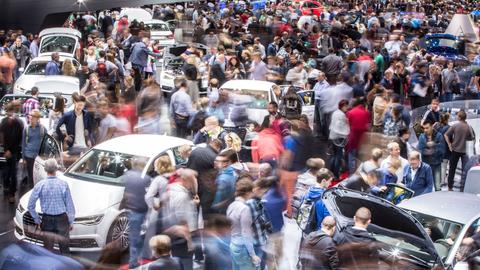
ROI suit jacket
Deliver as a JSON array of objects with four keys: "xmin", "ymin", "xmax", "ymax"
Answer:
[
  {"xmin": 402, "ymin": 162, "xmax": 433, "ymax": 196},
  {"xmin": 55, "ymin": 110, "xmax": 93, "ymax": 148}
]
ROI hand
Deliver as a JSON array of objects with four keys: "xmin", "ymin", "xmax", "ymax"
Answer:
[
  {"xmin": 4, "ymin": 150, "xmax": 11, "ymax": 159},
  {"xmin": 379, "ymin": 186, "xmax": 388, "ymax": 192},
  {"xmin": 462, "ymin": 237, "xmax": 474, "ymax": 245},
  {"xmin": 448, "ymin": 143, "xmax": 453, "ymax": 152},
  {"xmin": 251, "ymin": 255, "xmax": 261, "ymax": 266}
]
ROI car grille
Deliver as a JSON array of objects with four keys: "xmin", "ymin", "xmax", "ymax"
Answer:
[
  {"xmin": 15, "ymin": 225, "xmax": 23, "ymax": 236},
  {"xmin": 22, "ymin": 212, "xmax": 98, "ymax": 248}
]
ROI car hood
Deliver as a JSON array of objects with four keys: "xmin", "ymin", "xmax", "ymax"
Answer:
[
  {"xmin": 33, "ymin": 76, "xmax": 79, "ymax": 95},
  {"xmin": 19, "ymin": 173, "xmax": 124, "ymax": 218},
  {"xmin": 323, "ymin": 188, "xmax": 442, "ymax": 265}
]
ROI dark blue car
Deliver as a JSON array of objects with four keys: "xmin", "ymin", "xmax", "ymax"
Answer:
[{"xmin": 425, "ymin": 33, "xmax": 469, "ymax": 64}]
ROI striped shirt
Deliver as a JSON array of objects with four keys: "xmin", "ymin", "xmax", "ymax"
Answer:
[{"xmin": 22, "ymin": 97, "xmax": 40, "ymax": 116}]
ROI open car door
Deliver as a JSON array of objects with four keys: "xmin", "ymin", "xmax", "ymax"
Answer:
[
  {"xmin": 33, "ymin": 134, "xmax": 63, "ymax": 184},
  {"xmin": 297, "ymin": 89, "xmax": 315, "ymax": 130}
]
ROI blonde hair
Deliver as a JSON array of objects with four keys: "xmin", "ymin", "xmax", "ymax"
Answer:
[
  {"xmin": 225, "ymin": 132, "xmax": 242, "ymax": 153},
  {"xmin": 62, "ymin": 59, "xmax": 77, "ymax": 76},
  {"xmin": 388, "ymin": 157, "xmax": 401, "ymax": 170},
  {"xmin": 154, "ymin": 155, "xmax": 175, "ymax": 175},
  {"xmin": 149, "ymin": 235, "xmax": 172, "ymax": 256}
]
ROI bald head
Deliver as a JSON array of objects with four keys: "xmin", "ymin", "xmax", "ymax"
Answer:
[
  {"xmin": 321, "ymin": 216, "xmax": 336, "ymax": 236},
  {"xmin": 354, "ymin": 207, "xmax": 371, "ymax": 228}
]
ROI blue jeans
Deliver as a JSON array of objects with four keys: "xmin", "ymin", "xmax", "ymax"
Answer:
[
  {"xmin": 329, "ymin": 141, "xmax": 344, "ymax": 178},
  {"xmin": 230, "ymin": 243, "xmax": 256, "ymax": 270},
  {"xmin": 128, "ymin": 210, "xmax": 146, "ymax": 268},
  {"xmin": 348, "ymin": 149, "xmax": 358, "ymax": 175},
  {"xmin": 254, "ymin": 245, "xmax": 265, "ymax": 270},
  {"xmin": 441, "ymin": 92, "xmax": 453, "ymax": 102}
]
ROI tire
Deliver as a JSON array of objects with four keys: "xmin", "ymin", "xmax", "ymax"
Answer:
[{"xmin": 106, "ymin": 213, "xmax": 130, "ymax": 249}]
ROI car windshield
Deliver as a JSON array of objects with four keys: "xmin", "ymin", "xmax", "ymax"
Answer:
[
  {"xmin": 221, "ymin": 88, "xmax": 269, "ymax": 109},
  {"xmin": 147, "ymin": 23, "xmax": 170, "ymax": 31},
  {"xmin": 409, "ymin": 211, "xmax": 463, "ymax": 259},
  {"xmin": 40, "ymin": 36, "xmax": 76, "ymax": 54},
  {"xmin": 66, "ymin": 149, "xmax": 147, "ymax": 185},
  {"xmin": 0, "ymin": 96, "xmax": 53, "ymax": 117},
  {"xmin": 25, "ymin": 62, "xmax": 47, "ymax": 75},
  {"xmin": 427, "ymin": 38, "xmax": 457, "ymax": 49}
]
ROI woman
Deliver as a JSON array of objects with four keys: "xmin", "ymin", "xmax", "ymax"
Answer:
[
  {"xmin": 143, "ymin": 155, "xmax": 176, "ymax": 259},
  {"xmin": 48, "ymin": 93, "xmax": 65, "ymax": 132},
  {"xmin": 61, "ymin": 58, "xmax": 77, "ymax": 76},
  {"xmin": 329, "ymin": 100, "xmax": 350, "ymax": 178},
  {"xmin": 241, "ymin": 50, "xmax": 252, "ymax": 77},
  {"xmin": 227, "ymin": 178, "xmax": 261, "ymax": 270},
  {"xmin": 226, "ymin": 56, "xmax": 246, "ymax": 80},
  {"xmin": 84, "ymin": 46, "xmax": 97, "ymax": 66}
]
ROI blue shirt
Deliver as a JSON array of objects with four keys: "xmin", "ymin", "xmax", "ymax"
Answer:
[
  {"xmin": 27, "ymin": 176, "xmax": 76, "ymax": 225},
  {"xmin": 313, "ymin": 79, "xmax": 330, "ymax": 100},
  {"xmin": 22, "ymin": 124, "xmax": 45, "ymax": 159},
  {"xmin": 45, "ymin": 61, "xmax": 60, "ymax": 76},
  {"xmin": 169, "ymin": 89, "xmax": 196, "ymax": 118}
]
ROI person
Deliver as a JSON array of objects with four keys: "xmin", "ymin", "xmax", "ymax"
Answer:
[
  {"xmin": 261, "ymin": 101, "xmax": 282, "ymax": 128},
  {"xmin": 380, "ymin": 142, "xmax": 409, "ymax": 182},
  {"xmin": 295, "ymin": 158, "xmax": 325, "ymax": 195},
  {"xmin": 444, "ymin": 110, "xmax": 475, "ymax": 191},
  {"xmin": 187, "ymin": 139, "xmax": 222, "ymax": 217},
  {"xmin": 421, "ymin": 98, "xmax": 440, "ymax": 125},
  {"xmin": 285, "ymin": 61, "xmax": 308, "ymax": 88},
  {"xmin": 203, "ymin": 215, "xmax": 233, "ymax": 270},
  {"xmin": 135, "ymin": 83, "xmax": 164, "ymax": 135},
  {"xmin": 341, "ymin": 161, "xmax": 381, "ymax": 194},
  {"xmin": 346, "ymin": 98, "xmax": 370, "ymax": 173},
  {"xmin": 161, "ymin": 168, "xmax": 200, "ymax": 270},
  {"xmin": 45, "ymin": 52, "xmax": 61, "ymax": 76},
  {"xmin": 48, "ymin": 93, "xmax": 65, "ymax": 132},
  {"xmin": 0, "ymin": 51, "xmax": 16, "ymax": 96},
  {"xmin": 21, "ymin": 109, "xmax": 47, "ymax": 188},
  {"xmin": 280, "ymin": 86, "xmax": 303, "ymax": 120},
  {"xmin": 193, "ymin": 116, "xmax": 227, "ymax": 145},
  {"xmin": 328, "ymin": 99, "xmax": 350, "ymax": 178},
  {"xmin": 321, "ymin": 48, "xmax": 343, "ymax": 85},
  {"xmin": 441, "ymin": 60, "xmax": 460, "ymax": 102},
  {"xmin": 313, "ymin": 72, "xmax": 330, "ymax": 136},
  {"xmin": 122, "ymin": 157, "xmax": 151, "ymax": 269},
  {"xmin": 249, "ymin": 52, "xmax": 268, "ymax": 81},
  {"xmin": 61, "ymin": 58, "xmax": 77, "ymax": 77},
  {"xmin": 227, "ymin": 178, "xmax": 261, "ymax": 270},
  {"xmin": 169, "ymin": 79, "xmax": 196, "ymax": 138},
  {"xmin": 0, "ymin": 102, "xmax": 24, "ymax": 203},
  {"xmin": 148, "ymin": 235, "xmax": 181, "ymax": 270},
  {"xmin": 300, "ymin": 168, "xmax": 333, "ymax": 232},
  {"xmin": 95, "ymin": 100, "xmax": 116, "ymax": 144},
  {"xmin": 22, "ymin": 86, "xmax": 40, "ymax": 116},
  {"xmin": 377, "ymin": 157, "xmax": 401, "ymax": 188},
  {"xmin": 418, "ymin": 121, "xmax": 446, "ymax": 191},
  {"xmin": 246, "ymin": 178, "xmax": 274, "ymax": 270},
  {"xmin": 129, "ymin": 37, "xmax": 162, "ymax": 91},
  {"xmin": 402, "ymin": 151, "xmax": 434, "ymax": 196},
  {"xmin": 212, "ymin": 149, "xmax": 238, "ymax": 214},
  {"xmin": 9, "ymin": 37, "xmax": 30, "ymax": 80},
  {"xmin": 27, "ymin": 158, "xmax": 75, "ymax": 254},
  {"xmin": 299, "ymin": 216, "xmax": 339, "ymax": 270},
  {"xmin": 396, "ymin": 127, "xmax": 410, "ymax": 160},
  {"xmin": 56, "ymin": 95, "xmax": 93, "ymax": 152},
  {"xmin": 251, "ymin": 124, "xmax": 284, "ymax": 167},
  {"xmin": 334, "ymin": 207, "xmax": 380, "ymax": 268}
]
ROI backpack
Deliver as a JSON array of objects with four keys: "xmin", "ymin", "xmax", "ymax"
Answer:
[
  {"xmin": 283, "ymin": 95, "xmax": 301, "ymax": 119},
  {"xmin": 95, "ymin": 61, "xmax": 109, "ymax": 82},
  {"xmin": 294, "ymin": 190, "xmax": 321, "ymax": 234}
]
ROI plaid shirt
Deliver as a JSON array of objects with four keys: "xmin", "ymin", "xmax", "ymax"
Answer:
[
  {"xmin": 246, "ymin": 197, "xmax": 269, "ymax": 246},
  {"xmin": 22, "ymin": 97, "xmax": 40, "ymax": 116},
  {"xmin": 27, "ymin": 176, "xmax": 76, "ymax": 225}
]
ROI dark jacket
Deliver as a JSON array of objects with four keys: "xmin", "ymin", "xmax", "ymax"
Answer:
[
  {"xmin": 334, "ymin": 226, "xmax": 381, "ymax": 269},
  {"xmin": 192, "ymin": 128, "xmax": 227, "ymax": 145},
  {"xmin": 147, "ymin": 256, "xmax": 181, "ymax": 270},
  {"xmin": 129, "ymin": 41, "xmax": 161, "ymax": 68},
  {"xmin": 402, "ymin": 162, "xmax": 433, "ymax": 196},
  {"xmin": 301, "ymin": 231, "xmax": 339, "ymax": 270},
  {"xmin": 304, "ymin": 187, "xmax": 330, "ymax": 231},
  {"xmin": 0, "ymin": 116, "xmax": 24, "ymax": 154},
  {"xmin": 55, "ymin": 110, "xmax": 93, "ymax": 148},
  {"xmin": 122, "ymin": 169, "xmax": 151, "ymax": 213},
  {"xmin": 417, "ymin": 130, "xmax": 446, "ymax": 165},
  {"xmin": 341, "ymin": 175, "xmax": 372, "ymax": 194}
]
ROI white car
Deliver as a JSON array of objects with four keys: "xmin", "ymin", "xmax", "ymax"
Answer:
[
  {"xmin": 145, "ymin": 19, "xmax": 175, "ymax": 46},
  {"xmin": 38, "ymin": 28, "xmax": 82, "ymax": 59},
  {"xmin": 14, "ymin": 134, "xmax": 193, "ymax": 251},
  {"xmin": 14, "ymin": 55, "xmax": 80, "ymax": 94}
]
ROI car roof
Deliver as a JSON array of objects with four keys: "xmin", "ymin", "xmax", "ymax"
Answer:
[
  {"xmin": 399, "ymin": 191, "xmax": 480, "ymax": 224},
  {"xmin": 144, "ymin": 19, "xmax": 168, "ymax": 24},
  {"xmin": 93, "ymin": 134, "xmax": 193, "ymax": 158},
  {"xmin": 39, "ymin": 27, "xmax": 82, "ymax": 38},
  {"xmin": 29, "ymin": 55, "xmax": 78, "ymax": 63},
  {"xmin": 220, "ymin": 80, "xmax": 277, "ymax": 91}
]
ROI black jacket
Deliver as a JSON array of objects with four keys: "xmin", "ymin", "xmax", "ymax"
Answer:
[
  {"xmin": 0, "ymin": 116, "xmax": 24, "ymax": 154},
  {"xmin": 341, "ymin": 175, "xmax": 372, "ymax": 194},
  {"xmin": 148, "ymin": 256, "xmax": 181, "ymax": 270},
  {"xmin": 300, "ymin": 231, "xmax": 339, "ymax": 270},
  {"xmin": 334, "ymin": 227, "xmax": 384, "ymax": 269}
]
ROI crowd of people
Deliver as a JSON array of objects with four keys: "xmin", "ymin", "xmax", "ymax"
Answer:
[{"xmin": 1, "ymin": 0, "xmax": 480, "ymax": 269}]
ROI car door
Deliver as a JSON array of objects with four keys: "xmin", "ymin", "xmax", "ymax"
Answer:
[
  {"xmin": 33, "ymin": 134, "xmax": 63, "ymax": 184},
  {"xmin": 297, "ymin": 89, "xmax": 315, "ymax": 129}
]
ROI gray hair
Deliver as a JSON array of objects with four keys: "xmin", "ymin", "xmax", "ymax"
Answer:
[{"xmin": 44, "ymin": 158, "xmax": 59, "ymax": 174}]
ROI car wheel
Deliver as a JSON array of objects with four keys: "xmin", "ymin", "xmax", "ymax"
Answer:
[{"xmin": 107, "ymin": 213, "xmax": 130, "ymax": 249}]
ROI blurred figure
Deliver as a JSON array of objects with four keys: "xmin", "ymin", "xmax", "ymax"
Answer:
[
  {"xmin": 148, "ymin": 235, "xmax": 181, "ymax": 270},
  {"xmin": 418, "ymin": 121, "xmax": 446, "ymax": 191},
  {"xmin": 341, "ymin": 161, "xmax": 381, "ymax": 194},
  {"xmin": 296, "ymin": 158, "xmax": 325, "ymax": 194},
  {"xmin": 212, "ymin": 149, "xmax": 239, "ymax": 214},
  {"xmin": 170, "ymin": 79, "xmax": 196, "ymax": 138},
  {"xmin": 251, "ymin": 124, "xmax": 284, "ymax": 166},
  {"xmin": 402, "ymin": 151, "xmax": 433, "ymax": 196},
  {"xmin": 227, "ymin": 178, "xmax": 261, "ymax": 270},
  {"xmin": 136, "ymin": 83, "xmax": 163, "ymax": 135},
  {"xmin": 91, "ymin": 240, "xmax": 128, "ymax": 270},
  {"xmin": 122, "ymin": 157, "xmax": 151, "ymax": 269},
  {"xmin": 204, "ymin": 215, "xmax": 233, "ymax": 270},
  {"xmin": 346, "ymin": 98, "xmax": 370, "ymax": 174},
  {"xmin": 380, "ymin": 142, "xmax": 409, "ymax": 182},
  {"xmin": 95, "ymin": 100, "xmax": 116, "ymax": 144},
  {"xmin": 300, "ymin": 216, "xmax": 339, "ymax": 270},
  {"xmin": 328, "ymin": 99, "xmax": 350, "ymax": 178},
  {"xmin": 61, "ymin": 58, "xmax": 77, "ymax": 76},
  {"xmin": 27, "ymin": 159, "xmax": 75, "ymax": 254},
  {"xmin": 48, "ymin": 93, "xmax": 65, "ymax": 132},
  {"xmin": 22, "ymin": 109, "xmax": 47, "ymax": 188},
  {"xmin": 193, "ymin": 116, "xmax": 227, "ymax": 145}
]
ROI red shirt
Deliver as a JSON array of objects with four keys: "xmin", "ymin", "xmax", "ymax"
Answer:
[{"xmin": 346, "ymin": 105, "xmax": 371, "ymax": 151}]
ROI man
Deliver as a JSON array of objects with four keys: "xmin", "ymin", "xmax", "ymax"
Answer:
[
  {"xmin": 203, "ymin": 31, "xmax": 219, "ymax": 48},
  {"xmin": 9, "ymin": 37, "xmax": 30, "ymax": 80},
  {"xmin": 45, "ymin": 52, "xmax": 61, "ymax": 76},
  {"xmin": 421, "ymin": 98, "xmax": 440, "ymax": 125},
  {"xmin": 321, "ymin": 48, "xmax": 343, "ymax": 85},
  {"xmin": 329, "ymin": 100, "xmax": 350, "ymax": 178},
  {"xmin": 316, "ymin": 29, "xmax": 332, "ymax": 58},
  {"xmin": 402, "ymin": 151, "xmax": 434, "ymax": 196},
  {"xmin": 56, "ymin": 95, "xmax": 93, "ymax": 151},
  {"xmin": 212, "ymin": 149, "xmax": 238, "ymax": 214},
  {"xmin": 0, "ymin": 102, "xmax": 24, "ymax": 203},
  {"xmin": 0, "ymin": 51, "xmax": 16, "ymax": 95},
  {"xmin": 346, "ymin": 98, "xmax": 370, "ymax": 173},
  {"xmin": 148, "ymin": 235, "xmax": 182, "ymax": 270},
  {"xmin": 192, "ymin": 116, "xmax": 227, "ymax": 145},
  {"xmin": 373, "ymin": 47, "xmax": 385, "ymax": 76},
  {"xmin": 129, "ymin": 37, "xmax": 162, "ymax": 91},
  {"xmin": 418, "ymin": 121, "xmax": 446, "ymax": 191},
  {"xmin": 249, "ymin": 52, "xmax": 268, "ymax": 81},
  {"xmin": 267, "ymin": 36, "xmax": 281, "ymax": 57},
  {"xmin": 301, "ymin": 169, "xmax": 333, "ymax": 232},
  {"xmin": 22, "ymin": 109, "xmax": 46, "ymax": 188},
  {"xmin": 285, "ymin": 61, "xmax": 308, "ymax": 88},
  {"xmin": 380, "ymin": 142, "xmax": 409, "ymax": 182},
  {"xmin": 89, "ymin": 50, "xmax": 118, "ymax": 85},
  {"xmin": 162, "ymin": 168, "xmax": 200, "ymax": 270},
  {"xmin": 27, "ymin": 159, "xmax": 75, "ymax": 254},
  {"xmin": 300, "ymin": 216, "xmax": 339, "ymax": 270},
  {"xmin": 341, "ymin": 161, "xmax": 381, "ymax": 194},
  {"xmin": 312, "ymin": 71, "xmax": 330, "ymax": 136},
  {"xmin": 254, "ymin": 37, "xmax": 266, "ymax": 59},
  {"xmin": 246, "ymin": 178, "xmax": 274, "ymax": 270},
  {"xmin": 441, "ymin": 60, "xmax": 460, "ymax": 102},
  {"xmin": 335, "ymin": 207, "xmax": 380, "ymax": 268},
  {"xmin": 170, "ymin": 79, "xmax": 196, "ymax": 138},
  {"xmin": 444, "ymin": 110, "xmax": 475, "ymax": 191},
  {"xmin": 22, "ymin": 86, "xmax": 40, "ymax": 116},
  {"xmin": 261, "ymin": 101, "xmax": 282, "ymax": 128},
  {"xmin": 122, "ymin": 157, "xmax": 151, "ymax": 269},
  {"xmin": 203, "ymin": 215, "xmax": 233, "ymax": 270},
  {"xmin": 187, "ymin": 139, "xmax": 223, "ymax": 217},
  {"xmin": 29, "ymin": 34, "xmax": 39, "ymax": 58},
  {"xmin": 95, "ymin": 100, "xmax": 116, "ymax": 144}
]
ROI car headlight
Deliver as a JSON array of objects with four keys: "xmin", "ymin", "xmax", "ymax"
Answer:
[
  {"xmin": 17, "ymin": 204, "xmax": 25, "ymax": 213},
  {"xmin": 74, "ymin": 214, "xmax": 104, "ymax": 225}
]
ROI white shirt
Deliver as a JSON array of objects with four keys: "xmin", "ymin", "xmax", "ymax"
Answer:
[
  {"xmin": 97, "ymin": 114, "xmax": 116, "ymax": 143},
  {"xmin": 73, "ymin": 113, "xmax": 87, "ymax": 148},
  {"xmin": 410, "ymin": 167, "xmax": 418, "ymax": 182}
]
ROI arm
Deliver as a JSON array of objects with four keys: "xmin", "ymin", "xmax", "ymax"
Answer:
[
  {"xmin": 417, "ymin": 134, "xmax": 426, "ymax": 153},
  {"xmin": 21, "ymin": 128, "xmax": 26, "ymax": 159},
  {"xmin": 240, "ymin": 206, "xmax": 256, "ymax": 257},
  {"xmin": 145, "ymin": 178, "xmax": 159, "ymax": 209},
  {"xmin": 64, "ymin": 185, "xmax": 76, "ymax": 224},
  {"xmin": 444, "ymin": 126, "xmax": 453, "ymax": 151},
  {"xmin": 422, "ymin": 165, "xmax": 434, "ymax": 195},
  {"xmin": 437, "ymin": 133, "xmax": 446, "ymax": 158},
  {"xmin": 55, "ymin": 113, "xmax": 67, "ymax": 142},
  {"xmin": 27, "ymin": 184, "xmax": 42, "ymax": 224}
]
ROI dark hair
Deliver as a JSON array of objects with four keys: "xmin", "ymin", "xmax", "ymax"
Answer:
[
  {"xmin": 98, "ymin": 50, "xmax": 106, "ymax": 58},
  {"xmin": 235, "ymin": 178, "xmax": 253, "ymax": 197},
  {"xmin": 398, "ymin": 126, "xmax": 409, "ymax": 136},
  {"xmin": 205, "ymin": 215, "xmax": 232, "ymax": 230},
  {"xmin": 458, "ymin": 110, "xmax": 467, "ymax": 121},
  {"xmin": 30, "ymin": 86, "xmax": 39, "ymax": 96},
  {"xmin": 218, "ymin": 149, "xmax": 238, "ymax": 163},
  {"xmin": 254, "ymin": 177, "xmax": 276, "ymax": 189},
  {"xmin": 74, "ymin": 94, "xmax": 87, "ymax": 103},
  {"xmin": 53, "ymin": 94, "xmax": 65, "ymax": 113},
  {"xmin": 338, "ymin": 99, "xmax": 349, "ymax": 109},
  {"xmin": 268, "ymin": 101, "xmax": 278, "ymax": 108}
]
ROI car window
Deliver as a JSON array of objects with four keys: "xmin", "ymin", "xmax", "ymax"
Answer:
[
  {"xmin": 0, "ymin": 96, "xmax": 53, "ymax": 117},
  {"xmin": 221, "ymin": 88, "xmax": 269, "ymax": 109},
  {"xmin": 456, "ymin": 217, "xmax": 480, "ymax": 263},
  {"xmin": 297, "ymin": 91, "xmax": 315, "ymax": 105},
  {"xmin": 40, "ymin": 36, "xmax": 76, "ymax": 55},
  {"xmin": 147, "ymin": 23, "xmax": 170, "ymax": 31},
  {"xmin": 25, "ymin": 62, "xmax": 47, "ymax": 75},
  {"xmin": 66, "ymin": 149, "xmax": 146, "ymax": 185},
  {"xmin": 172, "ymin": 145, "xmax": 192, "ymax": 166}
]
